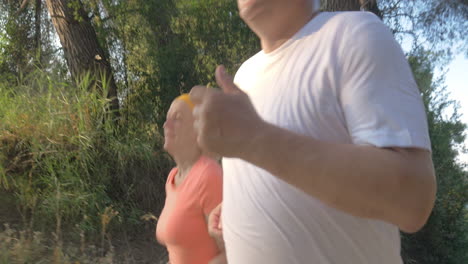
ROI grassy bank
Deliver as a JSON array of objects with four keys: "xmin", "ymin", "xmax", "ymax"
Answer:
[{"xmin": 0, "ymin": 70, "xmax": 172, "ymax": 263}]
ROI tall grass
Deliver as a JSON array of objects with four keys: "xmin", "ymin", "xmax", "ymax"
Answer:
[{"xmin": 0, "ymin": 69, "xmax": 171, "ymax": 262}]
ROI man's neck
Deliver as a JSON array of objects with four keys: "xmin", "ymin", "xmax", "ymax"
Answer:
[{"xmin": 259, "ymin": 10, "xmax": 320, "ymax": 53}]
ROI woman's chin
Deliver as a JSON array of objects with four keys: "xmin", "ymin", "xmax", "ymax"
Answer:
[{"xmin": 163, "ymin": 142, "xmax": 171, "ymax": 153}]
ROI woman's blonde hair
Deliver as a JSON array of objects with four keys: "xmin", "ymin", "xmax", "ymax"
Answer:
[{"xmin": 175, "ymin": 93, "xmax": 195, "ymax": 110}]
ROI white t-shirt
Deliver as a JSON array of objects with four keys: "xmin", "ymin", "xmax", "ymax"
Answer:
[{"xmin": 222, "ymin": 12, "xmax": 431, "ymax": 264}]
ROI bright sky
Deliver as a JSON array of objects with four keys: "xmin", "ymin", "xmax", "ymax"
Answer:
[
  {"xmin": 400, "ymin": 34, "xmax": 468, "ymax": 168},
  {"xmin": 442, "ymin": 54, "xmax": 468, "ymax": 166}
]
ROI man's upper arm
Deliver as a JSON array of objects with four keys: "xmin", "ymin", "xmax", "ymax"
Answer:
[{"xmin": 337, "ymin": 13, "xmax": 431, "ymax": 151}]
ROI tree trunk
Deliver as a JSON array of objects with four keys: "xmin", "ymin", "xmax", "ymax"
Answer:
[
  {"xmin": 321, "ymin": 0, "xmax": 361, "ymax": 11},
  {"xmin": 320, "ymin": 0, "xmax": 382, "ymax": 19},
  {"xmin": 34, "ymin": 0, "xmax": 42, "ymax": 64},
  {"xmin": 45, "ymin": 0, "xmax": 119, "ymax": 114}
]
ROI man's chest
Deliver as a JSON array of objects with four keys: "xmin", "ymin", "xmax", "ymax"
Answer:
[{"xmin": 242, "ymin": 66, "xmax": 347, "ymax": 141}]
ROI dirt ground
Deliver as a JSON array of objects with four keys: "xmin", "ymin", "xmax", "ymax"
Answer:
[
  {"xmin": 111, "ymin": 224, "xmax": 169, "ymax": 264},
  {"xmin": 0, "ymin": 194, "xmax": 168, "ymax": 264}
]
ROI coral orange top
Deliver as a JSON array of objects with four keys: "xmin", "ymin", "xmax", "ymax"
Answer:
[{"xmin": 156, "ymin": 156, "xmax": 223, "ymax": 264}]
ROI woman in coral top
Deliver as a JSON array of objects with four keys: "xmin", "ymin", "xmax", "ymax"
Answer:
[{"xmin": 156, "ymin": 94, "xmax": 225, "ymax": 264}]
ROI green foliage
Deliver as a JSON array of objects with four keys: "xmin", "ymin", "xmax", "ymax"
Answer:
[
  {"xmin": 380, "ymin": 0, "xmax": 468, "ymax": 61},
  {"xmin": 0, "ymin": 68, "xmax": 171, "ymax": 237},
  {"xmin": 1, "ymin": 0, "xmax": 467, "ymax": 263},
  {"xmin": 0, "ymin": 0, "xmax": 67, "ymax": 83},
  {"xmin": 401, "ymin": 52, "xmax": 468, "ymax": 264},
  {"xmin": 0, "ymin": 0, "xmax": 258, "ymax": 255},
  {"xmin": 87, "ymin": 0, "xmax": 259, "ymax": 126}
]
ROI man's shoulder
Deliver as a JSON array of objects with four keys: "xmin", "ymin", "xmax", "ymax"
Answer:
[
  {"xmin": 316, "ymin": 11, "xmax": 382, "ymax": 33},
  {"xmin": 326, "ymin": 11, "xmax": 381, "ymax": 24},
  {"xmin": 310, "ymin": 11, "xmax": 389, "ymax": 57},
  {"xmin": 289, "ymin": 11, "xmax": 384, "ymax": 50}
]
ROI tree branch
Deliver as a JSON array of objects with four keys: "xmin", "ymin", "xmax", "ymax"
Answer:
[{"xmin": 15, "ymin": 0, "xmax": 30, "ymax": 15}]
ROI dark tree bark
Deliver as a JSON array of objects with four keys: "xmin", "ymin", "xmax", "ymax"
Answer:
[
  {"xmin": 45, "ymin": 0, "xmax": 119, "ymax": 114},
  {"xmin": 321, "ymin": 0, "xmax": 361, "ymax": 11},
  {"xmin": 34, "ymin": 0, "xmax": 41, "ymax": 63},
  {"xmin": 321, "ymin": 0, "xmax": 382, "ymax": 19}
]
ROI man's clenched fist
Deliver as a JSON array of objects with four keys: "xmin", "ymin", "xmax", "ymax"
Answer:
[{"xmin": 190, "ymin": 65, "xmax": 265, "ymax": 158}]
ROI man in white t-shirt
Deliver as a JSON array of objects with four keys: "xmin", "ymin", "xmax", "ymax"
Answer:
[{"xmin": 190, "ymin": 0, "xmax": 436, "ymax": 263}]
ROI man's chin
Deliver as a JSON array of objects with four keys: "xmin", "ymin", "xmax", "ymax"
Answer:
[
  {"xmin": 238, "ymin": 0, "xmax": 255, "ymax": 9},
  {"xmin": 238, "ymin": 1, "xmax": 265, "ymax": 26}
]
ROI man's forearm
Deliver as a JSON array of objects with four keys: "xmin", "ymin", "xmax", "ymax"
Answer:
[{"xmin": 240, "ymin": 121, "xmax": 436, "ymax": 233}]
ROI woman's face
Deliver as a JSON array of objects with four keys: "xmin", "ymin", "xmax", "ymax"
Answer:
[{"xmin": 163, "ymin": 99, "xmax": 197, "ymax": 157}]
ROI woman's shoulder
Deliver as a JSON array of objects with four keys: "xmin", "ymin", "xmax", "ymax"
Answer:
[
  {"xmin": 193, "ymin": 156, "xmax": 220, "ymax": 171},
  {"xmin": 196, "ymin": 156, "xmax": 222, "ymax": 179},
  {"xmin": 165, "ymin": 167, "xmax": 178, "ymax": 185}
]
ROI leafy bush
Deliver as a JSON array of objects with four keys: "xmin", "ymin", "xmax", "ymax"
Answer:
[{"xmin": 0, "ymin": 69, "xmax": 171, "ymax": 237}]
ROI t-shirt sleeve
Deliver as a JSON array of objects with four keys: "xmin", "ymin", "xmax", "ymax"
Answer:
[
  {"xmin": 337, "ymin": 13, "xmax": 431, "ymax": 151},
  {"xmin": 198, "ymin": 162, "xmax": 223, "ymax": 216}
]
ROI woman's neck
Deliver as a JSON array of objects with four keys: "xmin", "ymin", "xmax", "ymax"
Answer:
[{"xmin": 174, "ymin": 148, "xmax": 202, "ymax": 178}]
